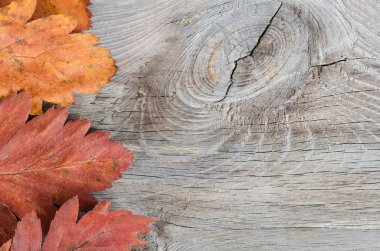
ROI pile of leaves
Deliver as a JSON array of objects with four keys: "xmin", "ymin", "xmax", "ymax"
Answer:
[{"xmin": 0, "ymin": 0, "xmax": 155, "ymax": 250}]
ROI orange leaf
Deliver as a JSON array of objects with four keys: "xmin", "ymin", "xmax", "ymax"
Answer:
[
  {"xmin": 0, "ymin": 0, "xmax": 91, "ymax": 32},
  {"xmin": 0, "ymin": 0, "xmax": 115, "ymax": 114},
  {"xmin": 0, "ymin": 93, "xmax": 134, "ymax": 244},
  {"xmin": 1, "ymin": 197, "xmax": 155, "ymax": 251}
]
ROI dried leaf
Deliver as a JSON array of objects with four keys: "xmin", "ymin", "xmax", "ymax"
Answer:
[
  {"xmin": 0, "ymin": 93, "xmax": 134, "ymax": 244},
  {"xmin": 10, "ymin": 212, "xmax": 42, "ymax": 251},
  {"xmin": 0, "ymin": 0, "xmax": 91, "ymax": 32},
  {"xmin": 0, "ymin": 0, "xmax": 115, "ymax": 114},
  {"xmin": 0, "ymin": 240, "xmax": 11, "ymax": 251},
  {"xmin": 0, "ymin": 205, "xmax": 17, "ymax": 245},
  {"xmin": 0, "ymin": 197, "xmax": 155, "ymax": 251}
]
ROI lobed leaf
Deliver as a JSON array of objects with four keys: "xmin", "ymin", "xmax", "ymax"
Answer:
[
  {"xmin": 0, "ymin": 93, "xmax": 134, "ymax": 244},
  {"xmin": 0, "ymin": 0, "xmax": 115, "ymax": 114},
  {"xmin": 1, "ymin": 197, "xmax": 155, "ymax": 251},
  {"xmin": 0, "ymin": 0, "xmax": 91, "ymax": 32}
]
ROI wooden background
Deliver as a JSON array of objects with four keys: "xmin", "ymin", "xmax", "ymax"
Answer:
[{"xmin": 70, "ymin": 0, "xmax": 380, "ymax": 250}]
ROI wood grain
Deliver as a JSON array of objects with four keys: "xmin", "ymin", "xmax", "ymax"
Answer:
[{"xmin": 70, "ymin": 0, "xmax": 380, "ymax": 250}]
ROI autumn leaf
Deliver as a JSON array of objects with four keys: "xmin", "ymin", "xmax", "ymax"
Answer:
[
  {"xmin": 0, "ymin": 0, "xmax": 115, "ymax": 115},
  {"xmin": 1, "ymin": 197, "xmax": 156, "ymax": 251},
  {"xmin": 0, "ymin": 0, "xmax": 91, "ymax": 32},
  {"xmin": 0, "ymin": 205, "xmax": 17, "ymax": 246},
  {"xmin": 0, "ymin": 240, "xmax": 11, "ymax": 251},
  {"xmin": 0, "ymin": 92, "xmax": 134, "ymax": 244}
]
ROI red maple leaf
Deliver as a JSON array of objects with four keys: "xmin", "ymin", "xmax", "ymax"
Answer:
[
  {"xmin": 1, "ymin": 196, "xmax": 155, "ymax": 251},
  {"xmin": 0, "ymin": 93, "xmax": 134, "ymax": 244}
]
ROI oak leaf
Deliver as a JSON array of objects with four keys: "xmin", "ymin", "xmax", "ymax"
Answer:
[
  {"xmin": 0, "ymin": 0, "xmax": 115, "ymax": 114},
  {"xmin": 1, "ymin": 197, "xmax": 155, "ymax": 251},
  {"xmin": 0, "ymin": 93, "xmax": 134, "ymax": 244},
  {"xmin": 0, "ymin": 0, "xmax": 91, "ymax": 32}
]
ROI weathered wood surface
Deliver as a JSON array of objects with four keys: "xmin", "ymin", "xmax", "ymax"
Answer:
[{"xmin": 70, "ymin": 0, "xmax": 380, "ymax": 250}]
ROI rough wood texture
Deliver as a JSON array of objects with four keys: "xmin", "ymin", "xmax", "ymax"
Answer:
[{"xmin": 70, "ymin": 0, "xmax": 380, "ymax": 250}]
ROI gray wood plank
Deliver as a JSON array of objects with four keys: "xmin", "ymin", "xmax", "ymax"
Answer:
[{"xmin": 70, "ymin": 0, "xmax": 380, "ymax": 250}]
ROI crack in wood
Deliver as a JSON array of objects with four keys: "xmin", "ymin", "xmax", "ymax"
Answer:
[
  {"xmin": 217, "ymin": 2, "xmax": 283, "ymax": 103},
  {"xmin": 310, "ymin": 57, "xmax": 375, "ymax": 68}
]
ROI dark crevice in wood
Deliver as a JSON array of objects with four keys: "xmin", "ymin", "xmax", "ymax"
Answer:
[
  {"xmin": 217, "ymin": 1, "xmax": 283, "ymax": 103},
  {"xmin": 162, "ymin": 221, "xmax": 198, "ymax": 229},
  {"xmin": 246, "ymin": 2, "xmax": 283, "ymax": 59},
  {"xmin": 309, "ymin": 57, "xmax": 375, "ymax": 68}
]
